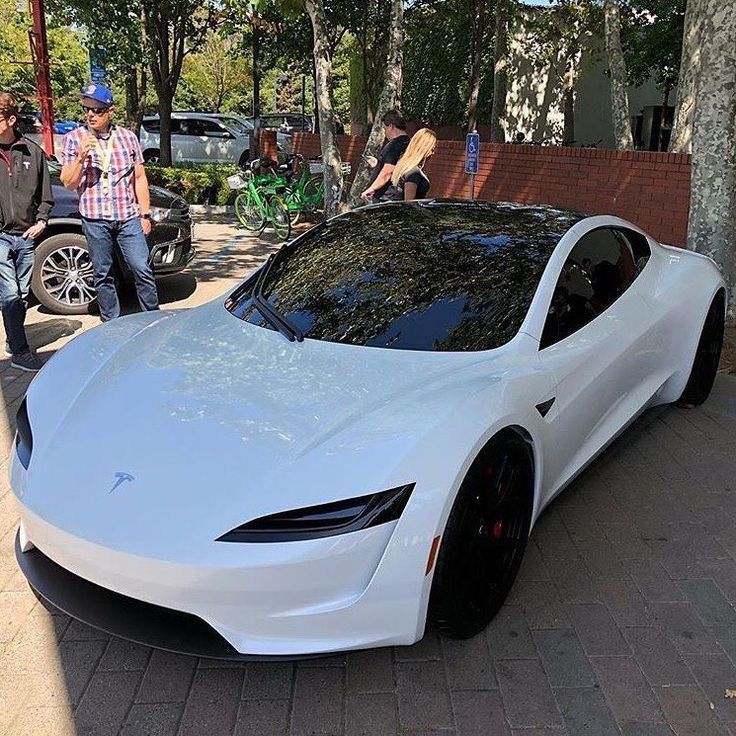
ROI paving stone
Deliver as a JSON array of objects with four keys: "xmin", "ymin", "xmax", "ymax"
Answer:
[
  {"xmin": 654, "ymin": 685, "xmax": 731, "ymax": 736},
  {"xmin": 620, "ymin": 724, "xmax": 674, "ymax": 736},
  {"xmin": 684, "ymin": 653, "xmax": 736, "ymax": 722},
  {"xmin": 517, "ymin": 540, "xmax": 550, "ymax": 582},
  {"xmin": 496, "ymin": 659, "xmax": 563, "ymax": 730},
  {"xmin": 678, "ymin": 579, "xmax": 736, "ymax": 628},
  {"xmin": 135, "ymin": 650, "xmax": 197, "ymax": 704},
  {"xmin": 73, "ymin": 670, "xmax": 143, "ymax": 736},
  {"xmin": 559, "ymin": 503, "xmax": 607, "ymax": 542},
  {"xmin": 97, "ymin": 638, "xmax": 151, "ymax": 671},
  {"xmin": 566, "ymin": 603, "xmax": 630, "ymax": 656},
  {"xmin": 297, "ymin": 653, "xmax": 347, "ymax": 668},
  {"xmin": 346, "ymin": 648, "xmax": 394, "ymax": 693},
  {"xmin": 533, "ymin": 629, "xmax": 596, "ymax": 687},
  {"xmin": 532, "ymin": 512, "xmax": 579, "ymax": 560},
  {"xmin": 507, "ymin": 581, "xmax": 570, "ymax": 630},
  {"xmin": 452, "ymin": 690, "xmax": 510, "ymax": 736},
  {"xmin": 580, "ymin": 539, "xmax": 630, "ymax": 580},
  {"xmin": 603, "ymin": 523, "xmax": 652, "ymax": 560},
  {"xmin": 61, "ymin": 619, "xmax": 110, "ymax": 641},
  {"xmin": 598, "ymin": 578, "xmax": 652, "ymax": 626},
  {"xmin": 648, "ymin": 601, "xmax": 722, "ymax": 654},
  {"xmin": 711, "ymin": 625, "xmax": 736, "ymax": 666},
  {"xmin": 57, "ymin": 638, "xmax": 108, "ymax": 706},
  {"xmin": 8, "ymin": 705, "xmax": 77, "ymax": 736},
  {"xmin": 395, "ymin": 660, "xmax": 453, "ymax": 731},
  {"xmin": 346, "ymin": 692, "xmax": 398, "ymax": 736},
  {"xmin": 0, "ymin": 590, "xmax": 36, "ymax": 643},
  {"xmin": 235, "ymin": 698, "xmax": 291, "ymax": 736},
  {"xmin": 178, "ymin": 667, "xmax": 244, "ymax": 736},
  {"xmin": 622, "ymin": 627, "xmax": 693, "ymax": 686},
  {"xmin": 120, "ymin": 703, "xmax": 183, "ymax": 736},
  {"xmin": 290, "ymin": 666, "xmax": 345, "ymax": 736},
  {"xmin": 553, "ymin": 687, "xmax": 619, "ymax": 736},
  {"xmin": 622, "ymin": 559, "xmax": 686, "ymax": 603},
  {"xmin": 442, "ymin": 634, "xmax": 497, "ymax": 690},
  {"xmin": 590, "ymin": 656, "xmax": 664, "ymax": 724},
  {"xmin": 545, "ymin": 555, "xmax": 601, "ymax": 603},
  {"xmin": 243, "ymin": 661, "xmax": 294, "ymax": 700},
  {"xmin": 394, "ymin": 630, "xmax": 442, "ymax": 661},
  {"xmin": 486, "ymin": 605, "xmax": 537, "ymax": 659},
  {"xmin": 699, "ymin": 559, "xmax": 736, "ymax": 604}
]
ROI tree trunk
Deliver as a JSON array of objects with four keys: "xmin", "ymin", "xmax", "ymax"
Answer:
[
  {"xmin": 251, "ymin": 21, "xmax": 261, "ymax": 161},
  {"xmin": 687, "ymin": 0, "xmax": 736, "ymax": 319},
  {"xmin": 490, "ymin": 0, "xmax": 509, "ymax": 143},
  {"xmin": 658, "ymin": 84, "xmax": 671, "ymax": 152},
  {"xmin": 670, "ymin": 0, "xmax": 702, "ymax": 153},
  {"xmin": 125, "ymin": 68, "xmax": 139, "ymax": 129},
  {"xmin": 562, "ymin": 53, "xmax": 576, "ymax": 145},
  {"xmin": 158, "ymin": 89, "xmax": 173, "ymax": 167},
  {"xmin": 604, "ymin": 0, "xmax": 634, "ymax": 150},
  {"xmin": 312, "ymin": 54, "xmax": 320, "ymax": 135},
  {"xmin": 349, "ymin": 0, "xmax": 404, "ymax": 206},
  {"xmin": 305, "ymin": 0, "xmax": 344, "ymax": 217},
  {"xmin": 466, "ymin": 0, "xmax": 487, "ymax": 133}
]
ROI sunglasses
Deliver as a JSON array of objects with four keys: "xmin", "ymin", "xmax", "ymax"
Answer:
[{"xmin": 82, "ymin": 105, "xmax": 109, "ymax": 115}]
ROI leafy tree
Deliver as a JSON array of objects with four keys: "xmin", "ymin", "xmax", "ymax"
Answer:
[{"xmin": 177, "ymin": 32, "xmax": 252, "ymax": 112}]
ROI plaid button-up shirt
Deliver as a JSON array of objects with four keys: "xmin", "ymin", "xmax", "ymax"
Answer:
[{"xmin": 61, "ymin": 126, "xmax": 144, "ymax": 221}]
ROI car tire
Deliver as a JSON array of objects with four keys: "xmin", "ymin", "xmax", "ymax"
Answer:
[
  {"xmin": 677, "ymin": 289, "xmax": 725, "ymax": 407},
  {"xmin": 31, "ymin": 233, "xmax": 96, "ymax": 315},
  {"xmin": 429, "ymin": 431, "xmax": 534, "ymax": 639},
  {"xmin": 143, "ymin": 149, "xmax": 160, "ymax": 164}
]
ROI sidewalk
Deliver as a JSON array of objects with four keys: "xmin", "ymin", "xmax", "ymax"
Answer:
[{"xmin": 1, "ymin": 220, "xmax": 736, "ymax": 735}]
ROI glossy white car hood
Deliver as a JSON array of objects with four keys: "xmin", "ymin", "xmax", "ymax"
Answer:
[{"xmin": 21, "ymin": 301, "xmax": 499, "ymax": 557}]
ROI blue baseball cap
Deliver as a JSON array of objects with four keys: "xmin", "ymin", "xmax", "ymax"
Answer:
[{"xmin": 79, "ymin": 82, "xmax": 114, "ymax": 107}]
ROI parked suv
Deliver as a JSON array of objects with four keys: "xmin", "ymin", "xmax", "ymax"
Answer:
[
  {"xmin": 32, "ymin": 162, "xmax": 194, "ymax": 315},
  {"xmin": 139, "ymin": 113, "xmax": 250, "ymax": 166}
]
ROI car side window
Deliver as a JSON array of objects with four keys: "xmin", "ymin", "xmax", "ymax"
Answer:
[{"xmin": 540, "ymin": 227, "xmax": 641, "ymax": 349}]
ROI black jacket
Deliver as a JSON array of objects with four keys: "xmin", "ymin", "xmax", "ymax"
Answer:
[{"xmin": 0, "ymin": 134, "xmax": 54, "ymax": 234}]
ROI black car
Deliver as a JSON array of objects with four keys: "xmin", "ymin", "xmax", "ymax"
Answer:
[{"xmin": 31, "ymin": 162, "xmax": 195, "ymax": 315}]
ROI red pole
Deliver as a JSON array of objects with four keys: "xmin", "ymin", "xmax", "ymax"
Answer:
[{"xmin": 28, "ymin": 0, "xmax": 55, "ymax": 156}]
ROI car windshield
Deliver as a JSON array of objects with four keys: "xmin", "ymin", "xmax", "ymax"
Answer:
[
  {"xmin": 226, "ymin": 202, "xmax": 582, "ymax": 352},
  {"xmin": 219, "ymin": 117, "xmax": 249, "ymax": 135}
]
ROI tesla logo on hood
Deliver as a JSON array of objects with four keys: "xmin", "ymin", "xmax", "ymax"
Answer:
[{"xmin": 108, "ymin": 472, "xmax": 135, "ymax": 494}]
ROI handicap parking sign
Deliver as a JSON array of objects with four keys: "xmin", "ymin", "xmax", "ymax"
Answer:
[{"xmin": 465, "ymin": 132, "xmax": 480, "ymax": 174}]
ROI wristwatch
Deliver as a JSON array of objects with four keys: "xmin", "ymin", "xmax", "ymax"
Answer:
[{"xmin": 141, "ymin": 213, "xmax": 152, "ymax": 220}]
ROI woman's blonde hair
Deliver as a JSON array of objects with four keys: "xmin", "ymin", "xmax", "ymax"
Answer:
[{"xmin": 391, "ymin": 128, "xmax": 437, "ymax": 186}]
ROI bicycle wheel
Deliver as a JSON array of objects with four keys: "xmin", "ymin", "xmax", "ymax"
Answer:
[
  {"xmin": 268, "ymin": 195, "xmax": 292, "ymax": 240},
  {"xmin": 235, "ymin": 192, "xmax": 266, "ymax": 232},
  {"xmin": 284, "ymin": 190, "xmax": 302, "ymax": 226},
  {"xmin": 303, "ymin": 176, "xmax": 324, "ymax": 211}
]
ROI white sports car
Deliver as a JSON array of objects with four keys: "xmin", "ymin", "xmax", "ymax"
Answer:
[{"xmin": 11, "ymin": 200, "xmax": 725, "ymax": 658}]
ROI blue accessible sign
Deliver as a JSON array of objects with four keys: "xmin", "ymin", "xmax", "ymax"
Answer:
[{"xmin": 465, "ymin": 131, "xmax": 480, "ymax": 174}]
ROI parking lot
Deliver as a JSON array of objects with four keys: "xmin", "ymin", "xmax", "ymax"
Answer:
[{"xmin": 2, "ymin": 218, "xmax": 736, "ymax": 736}]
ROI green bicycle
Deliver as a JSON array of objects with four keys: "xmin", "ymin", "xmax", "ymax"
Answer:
[{"xmin": 228, "ymin": 168, "xmax": 291, "ymax": 241}]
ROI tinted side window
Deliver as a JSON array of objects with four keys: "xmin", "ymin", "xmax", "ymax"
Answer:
[
  {"xmin": 141, "ymin": 120, "xmax": 160, "ymax": 133},
  {"xmin": 540, "ymin": 228, "xmax": 638, "ymax": 348},
  {"xmin": 616, "ymin": 227, "xmax": 651, "ymax": 273}
]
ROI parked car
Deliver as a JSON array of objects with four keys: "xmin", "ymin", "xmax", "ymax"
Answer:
[
  {"xmin": 197, "ymin": 113, "xmax": 292, "ymax": 156},
  {"xmin": 30, "ymin": 161, "xmax": 194, "ymax": 315},
  {"xmin": 138, "ymin": 113, "xmax": 250, "ymax": 166},
  {"xmin": 11, "ymin": 200, "xmax": 725, "ymax": 658}
]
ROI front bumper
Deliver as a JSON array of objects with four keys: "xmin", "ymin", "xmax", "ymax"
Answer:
[{"xmin": 14, "ymin": 499, "xmax": 430, "ymax": 657}]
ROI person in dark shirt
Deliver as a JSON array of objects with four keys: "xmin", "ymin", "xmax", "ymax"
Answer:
[
  {"xmin": 387, "ymin": 128, "xmax": 437, "ymax": 201},
  {"xmin": 360, "ymin": 110, "xmax": 410, "ymax": 202},
  {"xmin": 0, "ymin": 92, "xmax": 53, "ymax": 372}
]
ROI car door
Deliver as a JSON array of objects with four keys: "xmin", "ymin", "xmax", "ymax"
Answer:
[
  {"xmin": 171, "ymin": 118, "xmax": 202, "ymax": 163},
  {"xmin": 197, "ymin": 119, "xmax": 234, "ymax": 163},
  {"xmin": 536, "ymin": 225, "xmax": 657, "ymax": 501}
]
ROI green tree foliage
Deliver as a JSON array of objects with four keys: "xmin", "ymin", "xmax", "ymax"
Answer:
[
  {"xmin": 621, "ymin": 0, "xmax": 685, "ymax": 92},
  {"xmin": 0, "ymin": 5, "xmax": 88, "ymax": 120},
  {"xmin": 177, "ymin": 32, "xmax": 253, "ymax": 112}
]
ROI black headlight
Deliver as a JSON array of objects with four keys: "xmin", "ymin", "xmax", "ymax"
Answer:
[
  {"xmin": 15, "ymin": 397, "xmax": 33, "ymax": 470},
  {"xmin": 216, "ymin": 483, "xmax": 414, "ymax": 543}
]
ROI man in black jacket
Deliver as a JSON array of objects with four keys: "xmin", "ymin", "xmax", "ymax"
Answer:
[{"xmin": 0, "ymin": 93, "xmax": 53, "ymax": 372}]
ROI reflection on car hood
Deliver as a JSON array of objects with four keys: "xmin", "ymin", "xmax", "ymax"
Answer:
[{"xmin": 21, "ymin": 302, "xmax": 497, "ymax": 555}]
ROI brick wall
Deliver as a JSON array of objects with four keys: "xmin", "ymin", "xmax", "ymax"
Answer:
[{"xmin": 293, "ymin": 133, "xmax": 691, "ymax": 247}]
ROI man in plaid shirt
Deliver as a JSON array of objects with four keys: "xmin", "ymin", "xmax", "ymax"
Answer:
[{"xmin": 60, "ymin": 83, "xmax": 158, "ymax": 321}]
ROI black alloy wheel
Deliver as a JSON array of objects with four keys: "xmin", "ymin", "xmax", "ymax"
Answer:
[
  {"xmin": 677, "ymin": 290, "xmax": 725, "ymax": 407},
  {"xmin": 429, "ymin": 433, "xmax": 533, "ymax": 639}
]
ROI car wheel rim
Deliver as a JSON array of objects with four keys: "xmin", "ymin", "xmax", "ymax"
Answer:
[
  {"xmin": 40, "ymin": 245, "xmax": 96, "ymax": 306},
  {"xmin": 458, "ymin": 445, "xmax": 530, "ymax": 616}
]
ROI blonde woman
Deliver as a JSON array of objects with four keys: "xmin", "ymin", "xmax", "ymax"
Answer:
[{"xmin": 389, "ymin": 128, "xmax": 437, "ymax": 201}]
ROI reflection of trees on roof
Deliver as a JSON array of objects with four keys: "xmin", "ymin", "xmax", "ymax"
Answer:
[{"xmin": 232, "ymin": 202, "xmax": 582, "ymax": 352}]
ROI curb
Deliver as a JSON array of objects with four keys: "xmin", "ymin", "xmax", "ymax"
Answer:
[{"xmin": 190, "ymin": 204, "xmax": 235, "ymax": 216}]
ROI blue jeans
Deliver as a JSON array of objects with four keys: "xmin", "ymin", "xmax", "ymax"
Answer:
[
  {"xmin": 0, "ymin": 233, "xmax": 34, "ymax": 355},
  {"xmin": 81, "ymin": 217, "xmax": 159, "ymax": 321}
]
